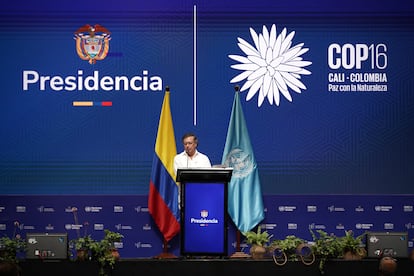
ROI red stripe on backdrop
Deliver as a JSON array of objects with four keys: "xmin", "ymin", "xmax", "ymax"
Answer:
[{"xmin": 101, "ymin": 101, "xmax": 112, "ymax": 106}]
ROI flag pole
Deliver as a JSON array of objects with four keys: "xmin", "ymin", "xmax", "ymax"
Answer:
[
  {"xmin": 230, "ymin": 226, "xmax": 250, "ymax": 259},
  {"xmin": 229, "ymin": 85, "xmax": 250, "ymax": 259},
  {"xmin": 236, "ymin": 230, "xmax": 241, "ymax": 251},
  {"xmin": 148, "ymin": 86, "xmax": 180, "ymax": 259},
  {"xmin": 226, "ymin": 84, "xmax": 264, "ymax": 258}
]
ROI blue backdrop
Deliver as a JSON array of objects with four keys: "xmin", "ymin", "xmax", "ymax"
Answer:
[
  {"xmin": 1, "ymin": 0, "xmax": 413, "ymax": 195},
  {"xmin": 0, "ymin": 0, "xmax": 413, "ymax": 259},
  {"xmin": 1, "ymin": 194, "xmax": 413, "ymax": 258}
]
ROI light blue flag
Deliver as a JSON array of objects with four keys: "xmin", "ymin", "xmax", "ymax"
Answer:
[{"xmin": 222, "ymin": 91, "xmax": 265, "ymax": 233}]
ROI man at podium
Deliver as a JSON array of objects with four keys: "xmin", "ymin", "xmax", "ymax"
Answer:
[
  {"xmin": 173, "ymin": 132, "xmax": 211, "ymax": 174},
  {"xmin": 174, "ymin": 135, "xmax": 232, "ymax": 257}
]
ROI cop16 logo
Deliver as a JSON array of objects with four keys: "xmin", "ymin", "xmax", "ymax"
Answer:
[{"xmin": 328, "ymin": 43, "xmax": 387, "ymax": 70}]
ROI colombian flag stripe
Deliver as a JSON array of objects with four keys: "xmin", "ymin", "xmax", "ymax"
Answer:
[
  {"xmin": 72, "ymin": 101, "xmax": 112, "ymax": 107},
  {"xmin": 148, "ymin": 90, "xmax": 180, "ymax": 242}
]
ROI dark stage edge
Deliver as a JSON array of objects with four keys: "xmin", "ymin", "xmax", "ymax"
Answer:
[{"xmin": 18, "ymin": 258, "xmax": 414, "ymax": 276}]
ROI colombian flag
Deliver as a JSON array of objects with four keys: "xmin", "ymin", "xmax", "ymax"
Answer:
[{"xmin": 148, "ymin": 88, "xmax": 180, "ymax": 242}]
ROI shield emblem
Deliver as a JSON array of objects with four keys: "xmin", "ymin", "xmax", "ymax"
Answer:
[
  {"xmin": 74, "ymin": 24, "xmax": 111, "ymax": 64},
  {"xmin": 83, "ymin": 37, "xmax": 103, "ymax": 58},
  {"xmin": 200, "ymin": 209, "xmax": 208, "ymax": 218}
]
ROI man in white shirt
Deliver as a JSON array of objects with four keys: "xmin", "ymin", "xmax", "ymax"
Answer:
[
  {"xmin": 173, "ymin": 132, "xmax": 211, "ymax": 174},
  {"xmin": 173, "ymin": 132, "xmax": 212, "ymax": 209}
]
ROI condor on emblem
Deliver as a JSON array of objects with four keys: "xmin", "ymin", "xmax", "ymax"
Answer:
[{"xmin": 74, "ymin": 24, "xmax": 111, "ymax": 64}]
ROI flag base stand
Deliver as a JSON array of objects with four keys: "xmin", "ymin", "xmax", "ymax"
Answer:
[
  {"xmin": 152, "ymin": 238, "xmax": 179, "ymax": 259},
  {"xmin": 153, "ymin": 252, "xmax": 179, "ymax": 259},
  {"xmin": 230, "ymin": 251, "xmax": 251, "ymax": 258},
  {"xmin": 229, "ymin": 230, "xmax": 251, "ymax": 258}
]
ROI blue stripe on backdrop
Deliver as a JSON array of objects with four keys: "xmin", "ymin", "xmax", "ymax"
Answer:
[{"xmin": 0, "ymin": 194, "xmax": 412, "ymax": 258}]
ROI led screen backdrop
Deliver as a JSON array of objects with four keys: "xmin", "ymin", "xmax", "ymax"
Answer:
[
  {"xmin": 1, "ymin": 194, "xmax": 413, "ymax": 258},
  {"xmin": 1, "ymin": 0, "xmax": 414, "ymax": 258},
  {"xmin": 0, "ymin": 0, "xmax": 414, "ymax": 195}
]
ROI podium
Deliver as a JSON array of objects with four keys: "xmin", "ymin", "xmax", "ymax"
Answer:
[{"xmin": 177, "ymin": 168, "xmax": 233, "ymax": 257}]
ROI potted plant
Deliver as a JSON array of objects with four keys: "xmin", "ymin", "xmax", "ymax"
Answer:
[
  {"xmin": 309, "ymin": 229, "xmax": 342, "ymax": 274},
  {"xmin": 90, "ymin": 229, "xmax": 124, "ymax": 276},
  {"xmin": 243, "ymin": 225, "xmax": 273, "ymax": 259},
  {"xmin": 270, "ymin": 235, "xmax": 306, "ymax": 262},
  {"xmin": 69, "ymin": 219, "xmax": 93, "ymax": 261},
  {"xmin": 0, "ymin": 221, "xmax": 26, "ymax": 263},
  {"xmin": 338, "ymin": 230, "xmax": 366, "ymax": 260},
  {"xmin": 70, "ymin": 235, "xmax": 94, "ymax": 261}
]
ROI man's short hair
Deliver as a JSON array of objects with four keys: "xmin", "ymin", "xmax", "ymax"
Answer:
[{"xmin": 182, "ymin": 133, "xmax": 198, "ymax": 144}]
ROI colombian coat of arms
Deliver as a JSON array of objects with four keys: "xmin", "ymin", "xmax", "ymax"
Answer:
[{"xmin": 74, "ymin": 24, "xmax": 111, "ymax": 64}]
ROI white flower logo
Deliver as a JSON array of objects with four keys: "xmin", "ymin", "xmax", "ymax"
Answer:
[{"xmin": 229, "ymin": 24, "xmax": 312, "ymax": 107}]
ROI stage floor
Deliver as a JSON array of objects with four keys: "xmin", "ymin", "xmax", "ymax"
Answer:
[{"xmin": 17, "ymin": 258, "xmax": 414, "ymax": 276}]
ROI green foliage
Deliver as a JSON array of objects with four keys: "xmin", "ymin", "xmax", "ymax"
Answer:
[
  {"xmin": 70, "ymin": 235, "xmax": 95, "ymax": 251},
  {"xmin": 270, "ymin": 235, "xmax": 305, "ymax": 261},
  {"xmin": 70, "ymin": 235, "xmax": 95, "ymax": 261},
  {"xmin": 309, "ymin": 229, "xmax": 342, "ymax": 273},
  {"xmin": 338, "ymin": 230, "xmax": 365, "ymax": 254},
  {"xmin": 89, "ymin": 230, "xmax": 124, "ymax": 276},
  {"xmin": 309, "ymin": 228, "xmax": 367, "ymax": 272},
  {"xmin": 0, "ymin": 221, "xmax": 26, "ymax": 263},
  {"xmin": 243, "ymin": 225, "xmax": 273, "ymax": 247},
  {"xmin": 69, "ymin": 229, "xmax": 123, "ymax": 276},
  {"xmin": 102, "ymin": 229, "xmax": 123, "ymax": 249},
  {"xmin": 0, "ymin": 236, "xmax": 26, "ymax": 262},
  {"xmin": 310, "ymin": 229, "xmax": 341, "ymax": 258}
]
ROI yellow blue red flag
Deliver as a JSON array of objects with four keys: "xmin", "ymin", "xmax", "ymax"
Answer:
[{"xmin": 148, "ymin": 89, "xmax": 180, "ymax": 242}]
